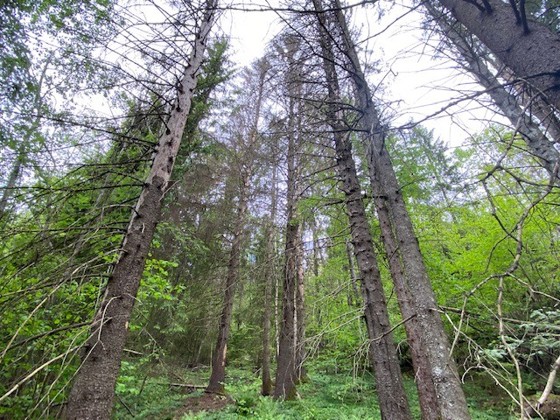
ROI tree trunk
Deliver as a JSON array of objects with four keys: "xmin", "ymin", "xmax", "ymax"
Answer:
[
  {"xmin": 336, "ymin": 137, "xmax": 412, "ymax": 420},
  {"xmin": 437, "ymin": 0, "xmax": 560, "ymax": 111},
  {"xmin": 0, "ymin": 157, "xmax": 22, "ymax": 218},
  {"xmin": 65, "ymin": 4, "xmax": 217, "ymax": 418},
  {"xmin": 345, "ymin": 240, "xmax": 361, "ymax": 306},
  {"xmin": 261, "ymin": 164, "xmax": 278, "ymax": 396},
  {"xmin": 312, "ymin": 2, "xmax": 412, "ymax": 418},
  {"xmin": 329, "ymin": 1, "xmax": 470, "ymax": 418},
  {"xmin": 274, "ymin": 42, "xmax": 306, "ymax": 399},
  {"xmin": 273, "ymin": 220, "xmax": 299, "ymax": 399},
  {"xmin": 207, "ymin": 59, "xmax": 268, "ymax": 394},
  {"xmin": 311, "ymin": 216, "xmax": 321, "ymax": 277},
  {"xmin": 261, "ymin": 222, "xmax": 275, "ymax": 396},
  {"xmin": 206, "ymin": 173, "xmax": 250, "ymax": 393},
  {"xmin": 273, "ymin": 121, "xmax": 300, "ymax": 399},
  {"xmin": 499, "ymin": 64, "xmax": 560, "ymax": 145},
  {"xmin": 295, "ymin": 230, "xmax": 307, "ymax": 382},
  {"xmin": 427, "ymin": 3, "xmax": 560, "ymax": 180}
]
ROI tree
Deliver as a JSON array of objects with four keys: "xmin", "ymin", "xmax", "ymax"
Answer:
[
  {"xmin": 261, "ymin": 155, "xmax": 279, "ymax": 396},
  {"xmin": 326, "ymin": 1, "xmax": 471, "ymax": 418},
  {"xmin": 66, "ymin": 2, "xmax": 218, "ymax": 417},
  {"xmin": 273, "ymin": 34, "xmax": 308, "ymax": 400},
  {"xmin": 425, "ymin": 2, "xmax": 560, "ymax": 181},
  {"xmin": 207, "ymin": 59, "xmax": 269, "ymax": 394},
  {"xmin": 311, "ymin": 1, "xmax": 412, "ymax": 417},
  {"xmin": 435, "ymin": 0, "xmax": 560, "ymax": 111}
]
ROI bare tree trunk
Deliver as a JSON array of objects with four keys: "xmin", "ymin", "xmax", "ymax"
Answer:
[
  {"xmin": 274, "ymin": 220, "xmax": 299, "ymax": 399},
  {"xmin": 311, "ymin": 216, "xmax": 321, "ymax": 277},
  {"xmin": 345, "ymin": 240, "xmax": 360, "ymax": 306},
  {"xmin": 329, "ymin": 1, "xmax": 470, "ymax": 418},
  {"xmin": 0, "ymin": 158, "xmax": 22, "ymax": 218},
  {"xmin": 262, "ymin": 164, "xmax": 278, "ymax": 396},
  {"xmin": 274, "ymin": 262, "xmax": 280, "ymax": 360},
  {"xmin": 274, "ymin": 100, "xmax": 301, "ymax": 400},
  {"xmin": 207, "ymin": 59, "xmax": 268, "ymax": 394},
  {"xmin": 206, "ymin": 174, "xmax": 250, "ymax": 393},
  {"xmin": 295, "ymin": 231, "xmax": 307, "ymax": 382},
  {"xmin": 65, "ymin": 4, "xmax": 217, "ymax": 418},
  {"xmin": 274, "ymin": 39, "xmax": 308, "ymax": 399},
  {"xmin": 312, "ymin": 2, "xmax": 412, "ymax": 418},
  {"xmin": 261, "ymin": 225, "xmax": 274, "ymax": 396},
  {"xmin": 336, "ymin": 139, "xmax": 412, "ymax": 420},
  {"xmin": 437, "ymin": 0, "xmax": 560, "ymax": 111},
  {"xmin": 427, "ymin": 4, "xmax": 560, "ymax": 180}
]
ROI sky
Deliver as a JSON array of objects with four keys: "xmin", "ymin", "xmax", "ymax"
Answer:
[{"xmin": 220, "ymin": 1, "xmax": 505, "ymax": 147}]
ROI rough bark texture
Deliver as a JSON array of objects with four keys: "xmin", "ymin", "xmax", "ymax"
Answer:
[
  {"xmin": 336, "ymin": 138, "xmax": 412, "ymax": 420},
  {"xmin": 206, "ymin": 173, "xmax": 250, "ymax": 393},
  {"xmin": 65, "ymin": 4, "xmax": 217, "ymax": 418},
  {"xmin": 330, "ymin": 1, "xmax": 470, "ymax": 418},
  {"xmin": 437, "ymin": 0, "xmax": 560, "ymax": 111},
  {"xmin": 428, "ymin": 3, "xmax": 560, "ymax": 180},
  {"xmin": 312, "ymin": 1, "xmax": 412, "ymax": 418},
  {"xmin": 295, "ymin": 232, "xmax": 307, "ymax": 382},
  {"xmin": 374, "ymin": 187, "xmax": 440, "ymax": 420}
]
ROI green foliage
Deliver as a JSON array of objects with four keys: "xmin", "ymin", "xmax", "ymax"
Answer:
[
  {"xmin": 113, "ymin": 361, "xmax": 195, "ymax": 419},
  {"xmin": 116, "ymin": 365, "xmax": 515, "ymax": 419}
]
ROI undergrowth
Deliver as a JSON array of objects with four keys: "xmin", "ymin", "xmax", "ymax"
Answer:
[{"xmin": 113, "ymin": 361, "xmax": 515, "ymax": 419}]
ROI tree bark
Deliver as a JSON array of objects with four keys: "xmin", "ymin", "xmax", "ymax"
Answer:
[
  {"xmin": 65, "ymin": 3, "xmax": 217, "ymax": 418},
  {"xmin": 312, "ymin": 2, "xmax": 412, "ymax": 418},
  {"xmin": 330, "ymin": 1, "xmax": 470, "ymax": 418},
  {"xmin": 261, "ymin": 164, "xmax": 278, "ymax": 396},
  {"xmin": 261, "ymin": 228, "xmax": 275, "ymax": 396},
  {"xmin": 273, "ymin": 220, "xmax": 299, "ymax": 399},
  {"xmin": 345, "ymin": 240, "xmax": 361, "ymax": 306},
  {"xmin": 295, "ymin": 230, "xmax": 307, "ymax": 382},
  {"xmin": 437, "ymin": 0, "xmax": 560, "ymax": 111}
]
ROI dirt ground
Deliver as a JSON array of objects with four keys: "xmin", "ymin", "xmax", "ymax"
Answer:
[{"xmin": 174, "ymin": 392, "xmax": 233, "ymax": 418}]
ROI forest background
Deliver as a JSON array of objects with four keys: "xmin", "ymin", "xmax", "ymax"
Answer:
[{"xmin": 0, "ymin": 0, "xmax": 559, "ymax": 419}]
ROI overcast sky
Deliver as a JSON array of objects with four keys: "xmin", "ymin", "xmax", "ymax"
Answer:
[{"xmin": 220, "ymin": 0, "xmax": 504, "ymax": 147}]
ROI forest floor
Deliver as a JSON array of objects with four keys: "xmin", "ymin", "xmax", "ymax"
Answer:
[
  {"xmin": 113, "ymin": 360, "xmax": 516, "ymax": 419},
  {"xmin": 174, "ymin": 393, "xmax": 233, "ymax": 418}
]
